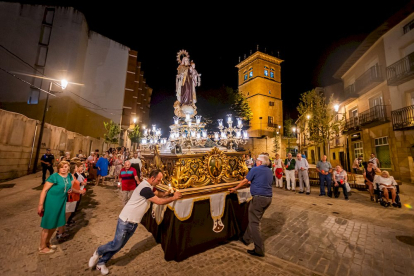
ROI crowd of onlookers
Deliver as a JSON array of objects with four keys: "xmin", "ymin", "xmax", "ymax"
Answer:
[
  {"xmin": 37, "ymin": 146, "xmax": 143, "ymax": 255},
  {"xmin": 243, "ymin": 152, "xmax": 399, "ymax": 205}
]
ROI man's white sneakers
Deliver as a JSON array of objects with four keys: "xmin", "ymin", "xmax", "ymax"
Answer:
[
  {"xmin": 88, "ymin": 250, "xmax": 99, "ymax": 268},
  {"xmin": 96, "ymin": 264, "xmax": 109, "ymax": 275}
]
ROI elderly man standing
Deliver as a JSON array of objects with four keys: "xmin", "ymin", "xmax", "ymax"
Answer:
[
  {"xmin": 229, "ymin": 154, "xmax": 273, "ymax": 257},
  {"xmin": 284, "ymin": 153, "xmax": 296, "ymax": 191},
  {"xmin": 89, "ymin": 169, "xmax": 182, "ymax": 275},
  {"xmin": 295, "ymin": 153, "xmax": 310, "ymax": 195},
  {"xmin": 316, "ymin": 155, "xmax": 333, "ymax": 197}
]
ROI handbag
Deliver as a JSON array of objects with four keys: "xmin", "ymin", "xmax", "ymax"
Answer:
[{"xmin": 345, "ymin": 182, "xmax": 351, "ymax": 193}]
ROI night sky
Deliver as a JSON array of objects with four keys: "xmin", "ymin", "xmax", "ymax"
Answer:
[{"xmin": 10, "ymin": 0, "xmax": 414, "ymax": 131}]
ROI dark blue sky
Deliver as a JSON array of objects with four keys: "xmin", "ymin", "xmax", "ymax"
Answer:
[{"xmin": 10, "ymin": 0, "xmax": 414, "ymax": 131}]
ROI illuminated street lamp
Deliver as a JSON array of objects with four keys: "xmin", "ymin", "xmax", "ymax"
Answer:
[
  {"xmin": 306, "ymin": 114, "xmax": 310, "ymax": 120},
  {"xmin": 32, "ymin": 79, "xmax": 69, "ymax": 174}
]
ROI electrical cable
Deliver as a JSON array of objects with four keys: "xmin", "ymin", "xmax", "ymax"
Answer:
[{"xmin": 0, "ymin": 44, "xmax": 126, "ymax": 116}]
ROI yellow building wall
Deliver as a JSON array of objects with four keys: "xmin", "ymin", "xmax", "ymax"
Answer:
[{"xmin": 237, "ymin": 52, "xmax": 283, "ymax": 138}]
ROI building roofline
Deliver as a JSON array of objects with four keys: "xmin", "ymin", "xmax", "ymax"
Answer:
[
  {"xmin": 235, "ymin": 51, "xmax": 284, "ymax": 69},
  {"xmin": 333, "ymin": 2, "xmax": 414, "ymax": 79}
]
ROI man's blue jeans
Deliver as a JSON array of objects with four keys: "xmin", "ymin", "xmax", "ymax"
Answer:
[
  {"xmin": 319, "ymin": 173, "xmax": 332, "ymax": 196},
  {"xmin": 97, "ymin": 218, "xmax": 138, "ymax": 264}
]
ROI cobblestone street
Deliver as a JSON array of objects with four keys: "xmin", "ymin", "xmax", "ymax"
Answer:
[{"xmin": 0, "ymin": 173, "xmax": 413, "ymax": 276}]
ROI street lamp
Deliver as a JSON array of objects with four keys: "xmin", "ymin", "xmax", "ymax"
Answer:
[
  {"xmin": 306, "ymin": 114, "xmax": 310, "ymax": 120},
  {"xmin": 334, "ymin": 104, "xmax": 339, "ymax": 112},
  {"xmin": 133, "ymin": 117, "xmax": 137, "ymax": 124},
  {"xmin": 32, "ymin": 79, "xmax": 68, "ymax": 174}
]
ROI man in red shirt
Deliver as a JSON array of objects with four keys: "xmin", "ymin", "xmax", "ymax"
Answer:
[{"xmin": 119, "ymin": 161, "xmax": 140, "ymax": 205}]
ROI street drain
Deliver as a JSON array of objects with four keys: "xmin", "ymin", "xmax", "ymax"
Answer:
[
  {"xmin": 396, "ymin": 236, "xmax": 414, "ymax": 246},
  {"xmin": 0, "ymin": 184, "xmax": 15, "ymax": 189},
  {"xmin": 332, "ymin": 212, "xmax": 340, "ymax": 214}
]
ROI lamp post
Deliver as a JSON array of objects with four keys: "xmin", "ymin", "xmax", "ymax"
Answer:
[{"xmin": 32, "ymin": 80, "xmax": 68, "ymax": 174}]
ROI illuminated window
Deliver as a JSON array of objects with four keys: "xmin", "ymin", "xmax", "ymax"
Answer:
[
  {"xmin": 244, "ymin": 74, "xmax": 247, "ymax": 80},
  {"xmin": 249, "ymin": 71, "xmax": 253, "ymax": 78},
  {"xmin": 264, "ymin": 69, "xmax": 268, "ymax": 76},
  {"xmin": 270, "ymin": 71, "xmax": 274, "ymax": 78}
]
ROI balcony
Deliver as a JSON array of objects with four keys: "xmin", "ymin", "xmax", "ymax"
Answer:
[
  {"xmin": 343, "ymin": 117, "xmax": 360, "ymax": 134},
  {"xmin": 391, "ymin": 105, "xmax": 414, "ymax": 130},
  {"xmin": 341, "ymin": 83, "xmax": 358, "ymax": 101},
  {"xmin": 343, "ymin": 106, "xmax": 389, "ymax": 133},
  {"xmin": 359, "ymin": 105, "xmax": 389, "ymax": 127},
  {"xmin": 386, "ymin": 52, "xmax": 414, "ymax": 86},
  {"xmin": 267, "ymin": 123, "xmax": 278, "ymax": 128},
  {"xmin": 355, "ymin": 64, "xmax": 383, "ymax": 94}
]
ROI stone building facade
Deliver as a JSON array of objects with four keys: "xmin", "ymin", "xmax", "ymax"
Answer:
[
  {"xmin": 331, "ymin": 5, "xmax": 414, "ymax": 182},
  {"xmin": 235, "ymin": 51, "xmax": 284, "ymax": 156}
]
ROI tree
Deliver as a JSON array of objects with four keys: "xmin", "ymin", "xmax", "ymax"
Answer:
[
  {"xmin": 284, "ymin": 118, "xmax": 294, "ymax": 137},
  {"xmin": 272, "ymin": 128, "xmax": 281, "ymax": 154},
  {"xmin": 297, "ymin": 89, "xmax": 344, "ymax": 157},
  {"xmin": 128, "ymin": 124, "xmax": 141, "ymax": 144},
  {"xmin": 103, "ymin": 120, "xmax": 121, "ymax": 144},
  {"xmin": 228, "ymin": 87, "xmax": 253, "ymax": 121}
]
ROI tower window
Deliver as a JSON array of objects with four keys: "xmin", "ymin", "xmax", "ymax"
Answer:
[
  {"xmin": 269, "ymin": 101, "xmax": 274, "ymax": 106},
  {"xmin": 269, "ymin": 90, "xmax": 271, "ymax": 94},
  {"xmin": 249, "ymin": 71, "xmax": 253, "ymax": 78},
  {"xmin": 244, "ymin": 74, "xmax": 247, "ymax": 80},
  {"xmin": 268, "ymin": 116, "xmax": 274, "ymax": 126},
  {"xmin": 264, "ymin": 69, "xmax": 268, "ymax": 77},
  {"xmin": 270, "ymin": 71, "xmax": 274, "ymax": 78}
]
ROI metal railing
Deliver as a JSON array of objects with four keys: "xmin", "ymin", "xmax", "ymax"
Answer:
[
  {"xmin": 343, "ymin": 83, "xmax": 357, "ymax": 100},
  {"xmin": 355, "ymin": 64, "xmax": 383, "ymax": 93},
  {"xmin": 359, "ymin": 105, "xmax": 388, "ymax": 125},
  {"xmin": 386, "ymin": 52, "xmax": 414, "ymax": 86},
  {"xmin": 345, "ymin": 116, "xmax": 359, "ymax": 130},
  {"xmin": 391, "ymin": 105, "xmax": 414, "ymax": 130}
]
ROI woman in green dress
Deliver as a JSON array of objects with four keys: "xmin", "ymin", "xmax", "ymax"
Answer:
[{"xmin": 37, "ymin": 161, "xmax": 74, "ymax": 254}]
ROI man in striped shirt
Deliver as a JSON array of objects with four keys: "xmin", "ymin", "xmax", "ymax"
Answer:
[{"xmin": 119, "ymin": 161, "xmax": 140, "ymax": 205}]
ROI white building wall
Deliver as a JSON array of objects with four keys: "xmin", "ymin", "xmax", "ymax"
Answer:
[
  {"xmin": 383, "ymin": 12, "xmax": 414, "ymax": 111},
  {"xmin": 0, "ymin": 3, "xmax": 127, "ymax": 123}
]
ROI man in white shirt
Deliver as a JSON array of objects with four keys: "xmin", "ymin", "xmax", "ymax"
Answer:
[
  {"xmin": 88, "ymin": 169, "xmax": 182, "ymax": 275},
  {"xmin": 295, "ymin": 153, "xmax": 310, "ymax": 194}
]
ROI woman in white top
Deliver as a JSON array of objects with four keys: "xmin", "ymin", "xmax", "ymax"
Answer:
[
  {"xmin": 374, "ymin": 171, "xmax": 398, "ymax": 207},
  {"xmin": 273, "ymin": 154, "xmax": 283, "ymax": 188},
  {"xmin": 332, "ymin": 165, "xmax": 348, "ymax": 200}
]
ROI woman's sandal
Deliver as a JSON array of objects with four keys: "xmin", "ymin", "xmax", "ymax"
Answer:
[
  {"xmin": 38, "ymin": 248, "xmax": 55, "ymax": 254},
  {"xmin": 38, "ymin": 244, "xmax": 57, "ymax": 250}
]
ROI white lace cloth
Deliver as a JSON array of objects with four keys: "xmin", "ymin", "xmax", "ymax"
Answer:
[{"xmin": 151, "ymin": 188, "xmax": 252, "ymax": 223}]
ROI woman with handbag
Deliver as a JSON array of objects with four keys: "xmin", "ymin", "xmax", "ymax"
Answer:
[
  {"xmin": 332, "ymin": 165, "xmax": 349, "ymax": 200},
  {"xmin": 37, "ymin": 161, "xmax": 73, "ymax": 254}
]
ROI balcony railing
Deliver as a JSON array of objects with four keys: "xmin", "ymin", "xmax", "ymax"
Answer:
[
  {"xmin": 344, "ymin": 117, "xmax": 360, "ymax": 131},
  {"xmin": 344, "ymin": 105, "xmax": 389, "ymax": 132},
  {"xmin": 359, "ymin": 105, "xmax": 389, "ymax": 127},
  {"xmin": 391, "ymin": 105, "xmax": 414, "ymax": 131},
  {"xmin": 342, "ymin": 83, "xmax": 357, "ymax": 101},
  {"xmin": 267, "ymin": 123, "xmax": 278, "ymax": 128},
  {"xmin": 386, "ymin": 52, "xmax": 414, "ymax": 86},
  {"xmin": 355, "ymin": 64, "xmax": 383, "ymax": 94}
]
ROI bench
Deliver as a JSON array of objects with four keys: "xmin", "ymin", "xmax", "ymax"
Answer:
[{"xmin": 281, "ymin": 169, "xmax": 402, "ymax": 191}]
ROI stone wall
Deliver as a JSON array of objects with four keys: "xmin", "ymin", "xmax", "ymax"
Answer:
[{"xmin": 0, "ymin": 109, "xmax": 115, "ymax": 181}]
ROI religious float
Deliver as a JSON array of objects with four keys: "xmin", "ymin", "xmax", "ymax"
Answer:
[{"xmin": 139, "ymin": 50, "xmax": 253, "ymax": 261}]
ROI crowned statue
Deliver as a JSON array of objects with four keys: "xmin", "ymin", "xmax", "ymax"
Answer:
[{"xmin": 175, "ymin": 50, "xmax": 201, "ymax": 117}]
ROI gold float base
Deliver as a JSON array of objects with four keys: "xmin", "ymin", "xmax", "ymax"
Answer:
[{"xmin": 157, "ymin": 181, "xmax": 241, "ymax": 199}]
